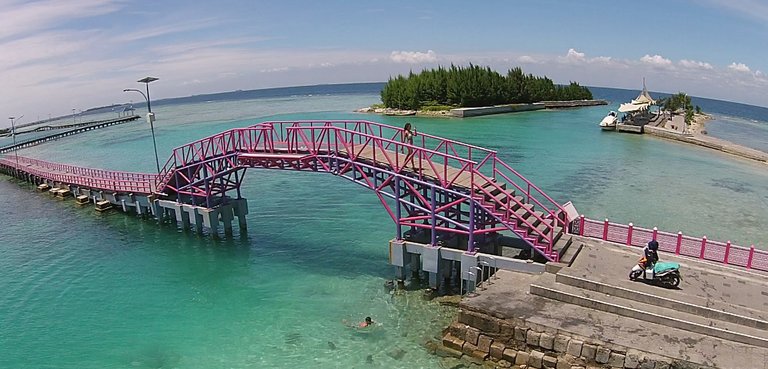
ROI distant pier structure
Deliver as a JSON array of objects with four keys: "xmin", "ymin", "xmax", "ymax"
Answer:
[{"xmin": 0, "ymin": 115, "xmax": 141, "ymax": 154}]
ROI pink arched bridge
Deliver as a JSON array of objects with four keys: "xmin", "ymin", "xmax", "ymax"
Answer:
[{"xmin": 1, "ymin": 120, "xmax": 765, "ymax": 268}]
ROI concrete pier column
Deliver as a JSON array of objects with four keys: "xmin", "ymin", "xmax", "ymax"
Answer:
[
  {"xmin": 165, "ymin": 208, "xmax": 176, "ymax": 225},
  {"xmin": 219, "ymin": 204, "xmax": 234, "ymax": 235},
  {"xmin": 232, "ymin": 198, "xmax": 249, "ymax": 232},
  {"xmin": 389, "ymin": 239, "xmax": 407, "ymax": 281},
  {"xmin": 460, "ymin": 252, "xmax": 479, "ymax": 294},
  {"xmin": 179, "ymin": 206, "xmax": 191, "ymax": 230},
  {"xmin": 422, "ymin": 245, "xmax": 440, "ymax": 289},
  {"xmin": 201, "ymin": 208, "xmax": 220, "ymax": 237},
  {"xmin": 151, "ymin": 201, "xmax": 163, "ymax": 221},
  {"xmin": 193, "ymin": 209, "xmax": 204, "ymax": 234},
  {"xmin": 438, "ymin": 258, "xmax": 452, "ymax": 295},
  {"xmin": 409, "ymin": 253, "xmax": 421, "ymax": 280}
]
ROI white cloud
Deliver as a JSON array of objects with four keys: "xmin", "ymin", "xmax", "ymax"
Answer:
[
  {"xmin": 679, "ymin": 59, "xmax": 714, "ymax": 70},
  {"xmin": 704, "ymin": 0, "xmax": 768, "ymax": 23},
  {"xmin": 0, "ymin": 31, "xmax": 97, "ymax": 70},
  {"xmin": 728, "ymin": 62, "xmax": 751, "ymax": 72},
  {"xmin": 0, "ymin": 0, "xmax": 121, "ymax": 40},
  {"xmin": 591, "ymin": 56, "xmax": 614, "ymax": 64},
  {"xmin": 517, "ymin": 55, "xmax": 538, "ymax": 64},
  {"xmin": 389, "ymin": 50, "xmax": 437, "ymax": 64},
  {"xmin": 640, "ymin": 54, "xmax": 673, "ymax": 68},
  {"xmin": 112, "ymin": 18, "xmax": 223, "ymax": 43},
  {"xmin": 564, "ymin": 48, "xmax": 586, "ymax": 63},
  {"xmin": 557, "ymin": 49, "xmax": 617, "ymax": 66},
  {"xmin": 260, "ymin": 67, "xmax": 290, "ymax": 73}
]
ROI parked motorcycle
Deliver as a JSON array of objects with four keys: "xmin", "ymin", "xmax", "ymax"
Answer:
[{"xmin": 629, "ymin": 260, "xmax": 681, "ymax": 288}]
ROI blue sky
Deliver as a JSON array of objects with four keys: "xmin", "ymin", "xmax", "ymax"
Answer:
[{"xmin": 2, "ymin": 0, "xmax": 768, "ymax": 126}]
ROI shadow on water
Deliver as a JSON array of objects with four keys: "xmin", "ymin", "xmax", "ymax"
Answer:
[
  {"xmin": 128, "ymin": 346, "xmax": 181, "ymax": 369},
  {"xmin": 710, "ymin": 177, "xmax": 754, "ymax": 194}
]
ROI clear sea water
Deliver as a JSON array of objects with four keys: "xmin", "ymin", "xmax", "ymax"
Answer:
[{"xmin": 1, "ymin": 84, "xmax": 767, "ymax": 369}]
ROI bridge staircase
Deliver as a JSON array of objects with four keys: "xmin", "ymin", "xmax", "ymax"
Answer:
[{"xmin": 471, "ymin": 175, "xmax": 573, "ymax": 262}]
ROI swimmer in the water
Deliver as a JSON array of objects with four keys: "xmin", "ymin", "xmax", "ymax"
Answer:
[{"xmin": 358, "ymin": 317, "xmax": 373, "ymax": 328}]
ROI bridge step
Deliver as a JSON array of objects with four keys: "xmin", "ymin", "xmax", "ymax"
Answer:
[
  {"xmin": 239, "ymin": 152, "xmax": 309, "ymax": 161},
  {"xmin": 513, "ymin": 204, "xmax": 535, "ymax": 221},
  {"xmin": 530, "ymin": 272, "xmax": 768, "ymax": 348},
  {"xmin": 479, "ymin": 181, "xmax": 508, "ymax": 199},
  {"xmin": 553, "ymin": 236, "xmax": 572, "ymax": 254},
  {"xmin": 530, "ymin": 211, "xmax": 545, "ymax": 227}
]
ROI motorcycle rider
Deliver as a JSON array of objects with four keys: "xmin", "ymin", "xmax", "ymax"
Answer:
[{"xmin": 640, "ymin": 240, "xmax": 660, "ymax": 277}]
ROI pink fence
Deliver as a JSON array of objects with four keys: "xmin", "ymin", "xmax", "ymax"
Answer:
[{"xmin": 575, "ymin": 216, "xmax": 767, "ymax": 272}]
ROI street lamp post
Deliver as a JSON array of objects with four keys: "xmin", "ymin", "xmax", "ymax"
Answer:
[
  {"xmin": 123, "ymin": 76, "xmax": 160, "ymax": 175},
  {"xmin": 8, "ymin": 115, "xmax": 23, "ymax": 178}
]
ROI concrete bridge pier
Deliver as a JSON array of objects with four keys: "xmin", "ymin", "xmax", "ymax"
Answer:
[
  {"xmin": 154, "ymin": 199, "xmax": 248, "ymax": 236},
  {"xmin": 389, "ymin": 240, "xmax": 408, "ymax": 281},
  {"xmin": 220, "ymin": 204, "xmax": 234, "ymax": 236},
  {"xmin": 200, "ymin": 208, "xmax": 220, "ymax": 236},
  {"xmin": 438, "ymin": 258, "xmax": 453, "ymax": 295},
  {"xmin": 409, "ymin": 253, "xmax": 421, "ymax": 280},
  {"xmin": 178, "ymin": 205, "xmax": 191, "ymax": 230},
  {"xmin": 460, "ymin": 252, "xmax": 479, "ymax": 294},
  {"xmin": 231, "ymin": 198, "xmax": 249, "ymax": 232},
  {"xmin": 192, "ymin": 208, "xmax": 204, "ymax": 234},
  {"xmin": 166, "ymin": 208, "xmax": 177, "ymax": 224},
  {"xmin": 422, "ymin": 245, "xmax": 440, "ymax": 289},
  {"xmin": 390, "ymin": 239, "xmax": 482, "ymax": 293}
]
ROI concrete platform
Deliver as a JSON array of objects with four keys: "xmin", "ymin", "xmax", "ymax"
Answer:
[
  {"xmin": 460, "ymin": 239, "xmax": 768, "ymax": 369},
  {"xmin": 531, "ymin": 273, "xmax": 768, "ymax": 348},
  {"xmin": 564, "ymin": 238, "xmax": 768, "ymax": 323}
]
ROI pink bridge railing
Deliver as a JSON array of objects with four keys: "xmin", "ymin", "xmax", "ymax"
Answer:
[
  {"xmin": 576, "ymin": 216, "xmax": 767, "ymax": 272},
  {"xmin": 0, "ymin": 156, "xmax": 155, "ymax": 193}
]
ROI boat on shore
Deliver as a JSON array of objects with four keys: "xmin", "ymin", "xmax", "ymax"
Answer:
[
  {"xmin": 600, "ymin": 79, "xmax": 657, "ymax": 132},
  {"xmin": 599, "ymin": 111, "xmax": 618, "ymax": 130}
]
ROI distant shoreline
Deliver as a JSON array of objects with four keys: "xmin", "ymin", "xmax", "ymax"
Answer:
[{"xmin": 645, "ymin": 113, "xmax": 768, "ymax": 165}]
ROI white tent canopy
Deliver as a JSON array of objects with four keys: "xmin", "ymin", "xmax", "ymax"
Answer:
[
  {"xmin": 632, "ymin": 78, "xmax": 656, "ymax": 105},
  {"xmin": 618, "ymin": 103, "xmax": 649, "ymax": 113}
]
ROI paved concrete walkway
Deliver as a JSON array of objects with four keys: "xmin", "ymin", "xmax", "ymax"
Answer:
[
  {"xmin": 567, "ymin": 238, "xmax": 768, "ymax": 322},
  {"xmin": 461, "ymin": 239, "xmax": 768, "ymax": 369}
]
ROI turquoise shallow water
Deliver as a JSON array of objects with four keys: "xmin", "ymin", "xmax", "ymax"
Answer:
[{"xmin": 1, "ymin": 88, "xmax": 767, "ymax": 368}]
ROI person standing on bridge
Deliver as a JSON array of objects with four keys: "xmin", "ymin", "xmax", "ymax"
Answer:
[{"xmin": 401, "ymin": 122, "xmax": 418, "ymax": 170}]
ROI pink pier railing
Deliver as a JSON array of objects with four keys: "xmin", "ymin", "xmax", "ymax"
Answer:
[
  {"xmin": 576, "ymin": 216, "xmax": 767, "ymax": 272},
  {"xmin": 0, "ymin": 156, "xmax": 156, "ymax": 193}
]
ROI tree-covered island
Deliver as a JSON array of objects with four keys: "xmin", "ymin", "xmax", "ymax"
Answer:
[{"xmin": 380, "ymin": 64, "xmax": 594, "ymax": 111}]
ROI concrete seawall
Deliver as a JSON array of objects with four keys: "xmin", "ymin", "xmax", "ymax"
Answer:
[
  {"xmin": 450, "ymin": 103, "xmax": 545, "ymax": 117},
  {"xmin": 449, "ymin": 100, "xmax": 607, "ymax": 117},
  {"xmin": 541, "ymin": 99, "xmax": 608, "ymax": 108},
  {"xmin": 645, "ymin": 125, "xmax": 768, "ymax": 164}
]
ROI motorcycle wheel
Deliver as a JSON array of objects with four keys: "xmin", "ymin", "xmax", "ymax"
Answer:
[
  {"xmin": 629, "ymin": 270, "xmax": 642, "ymax": 280},
  {"xmin": 664, "ymin": 275, "xmax": 681, "ymax": 288}
]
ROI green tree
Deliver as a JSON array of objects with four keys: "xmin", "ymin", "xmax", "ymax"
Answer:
[{"xmin": 381, "ymin": 65, "xmax": 593, "ymax": 109}]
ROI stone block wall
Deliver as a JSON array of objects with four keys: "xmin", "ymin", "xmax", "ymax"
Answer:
[{"xmin": 438, "ymin": 308, "xmax": 714, "ymax": 369}]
